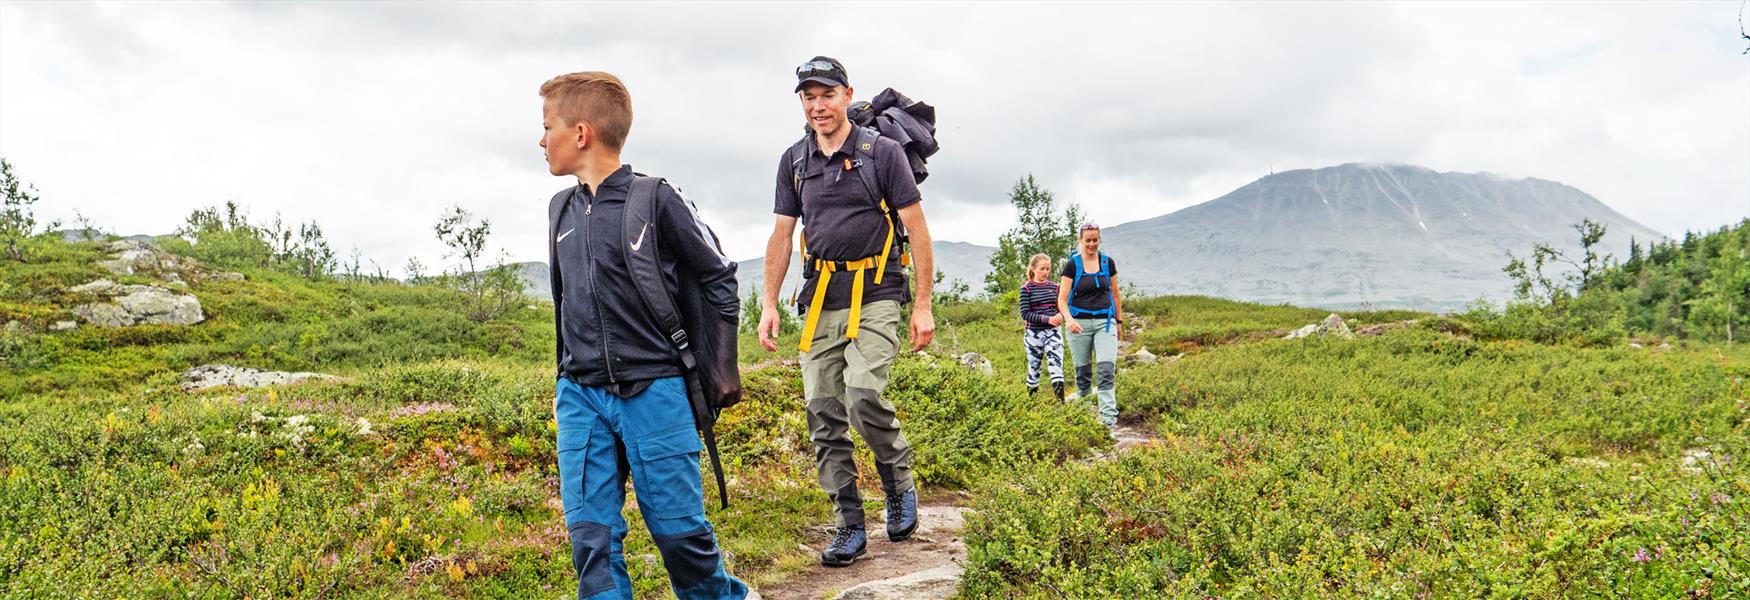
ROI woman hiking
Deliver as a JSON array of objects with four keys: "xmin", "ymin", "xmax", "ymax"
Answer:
[
  {"xmin": 1057, "ymin": 222, "xmax": 1124, "ymax": 435},
  {"xmin": 1019, "ymin": 253, "xmax": 1066, "ymax": 401}
]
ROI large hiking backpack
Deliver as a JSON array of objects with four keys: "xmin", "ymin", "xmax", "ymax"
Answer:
[
  {"xmin": 622, "ymin": 176, "xmax": 742, "ymax": 509},
  {"xmin": 784, "ymin": 88, "xmax": 937, "ymax": 351}
]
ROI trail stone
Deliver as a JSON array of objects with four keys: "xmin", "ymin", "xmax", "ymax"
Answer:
[
  {"xmin": 1284, "ymin": 324, "xmax": 1318, "ymax": 339},
  {"xmin": 51, "ymin": 320, "xmax": 78, "ymax": 332},
  {"xmin": 830, "ymin": 564, "xmax": 963, "ymax": 600},
  {"xmin": 180, "ymin": 364, "xmax": 341, "ymax": 391},
  {"xmin": 1131, "ymin": 345, "xmax": 1157, "ymax": 363}
]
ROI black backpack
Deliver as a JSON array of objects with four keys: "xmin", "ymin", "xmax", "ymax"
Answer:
[{"xmin": 623, "ymin": 175, "xmax": 741, "ymax": 509}]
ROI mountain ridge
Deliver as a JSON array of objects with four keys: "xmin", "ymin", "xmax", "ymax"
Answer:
[{"xmin": 522, "ymin": 163, "xmax": 1669, "ymax": 311}]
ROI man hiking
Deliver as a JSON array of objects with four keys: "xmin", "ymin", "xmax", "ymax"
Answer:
[
  {"xmin": 756, "ymin": 56, "xmax": 936, "ymax": 567},
  {"xmin": 539, "ymin": 70, "xmax": 751, "ymax": 599}
]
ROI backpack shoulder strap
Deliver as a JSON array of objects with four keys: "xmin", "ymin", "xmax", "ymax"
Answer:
[
  {"xmin": 787, "ymin": 135, "xmax": 812, "ymax": 195},
  {"xmin": 626, "ymin": 175, "xmax": 732, "ymax": 508},
  {"xmin": 547, "ymin": 187, "xmax": 570, "ymax": 372},
  {"xmin": 1071, "ymin": 253, "xmax": 1086, "ymax": 291},
  {"xmin": 851, "ymin": 127, "xmax": 884, "ymax": 203},
  {"xmin": 622, "ymin": 175, "xmax": 694, "ymax": 370}
]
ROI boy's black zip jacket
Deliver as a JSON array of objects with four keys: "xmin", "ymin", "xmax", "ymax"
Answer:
[{"xmin": 546, "ymin": 166, "xmax": 739, "ymax": 390}]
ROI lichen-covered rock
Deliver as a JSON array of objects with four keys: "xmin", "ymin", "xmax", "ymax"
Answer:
[
  {"xmin": 115, "ymin": 286, "xmax": 204, "ymax": 325},
  {"xmin": 1286, "ymin": 314, "xmax": 1355, "ymax": 340},
  {"xmin": 957, "ymin": 352, "xmax": 993, "ymax": 376},
  {"xmin": 69, "ymin": 278, "xmax": 119, "ymax": 295},
  {"xmin": 179, "ymin": 364, "xmax": 341, "ymax": 391},
  {"xmin": 71, "ymin": 280, "xmax": 205, "ymax": 327},
  {"xmin": 98, "ymin": 240, "xmax": 183, "ymax": 277},
  {"xmin": 93, "ymin": 240, "xmax": 244, "ymax": 283},
  {"xmin": 1317, "ymin": 314, "xmax": 1355, "ymax": 339},
  {"xmin": 72, "ymin": 302, "xmax": 135, "ymax": 327}
]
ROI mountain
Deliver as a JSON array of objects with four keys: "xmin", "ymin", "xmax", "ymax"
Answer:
[
  {"xmin": 534, "ymin": 164, "xmax": 1668, "ymax": 311},
  {"xmin": 1097, "ymin": 163, "xmax": 1666, "ymax": 310},
  {"xmin": 509, "ymin": 261, "xmax": 550, "ymax": 299}
]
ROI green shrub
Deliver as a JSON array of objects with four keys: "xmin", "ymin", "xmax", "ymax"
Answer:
[{"xmin": 965, "ymin": 328, "xmax": 1750, "ymax": 598}]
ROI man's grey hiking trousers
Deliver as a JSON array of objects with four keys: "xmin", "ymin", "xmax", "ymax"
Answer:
[{"xmin": 799, "ymin": 299, "xmax": 915, "ymax": 527}]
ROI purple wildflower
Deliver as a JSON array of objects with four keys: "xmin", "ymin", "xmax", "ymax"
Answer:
[{"xmin": 1632, "ymin": 547, "xmax": 1651, "ymax": 563}]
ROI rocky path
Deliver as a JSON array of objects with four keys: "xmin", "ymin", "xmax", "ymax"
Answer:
[
  {"xmin": 758, "ymin": 501, "xmax": 970, "ymax": 600},
  {"xmin": 756, "ymin": 418, "xmax": 1163, "ymax": 600}
]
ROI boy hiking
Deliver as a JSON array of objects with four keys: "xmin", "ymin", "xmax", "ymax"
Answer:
[
  {"xmin": 756, "ymin": 56, "xmax": 937, "ymax": 567},
  {"xmin": 539, "ymin": 71, "xmax": 750, "ymax": 600},
  {"xmin": 1019, "ymin": 253, "xmax": 1066, "ymax": 400}
]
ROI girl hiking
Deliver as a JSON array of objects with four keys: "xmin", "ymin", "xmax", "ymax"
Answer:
[
  {"xmin": 1057, "ymin": 222, "xmax": 1124, "ymax": 433},
  {"xmin": 1019, "ymin": 253, "xmax": 1065, "ymax": 400}
]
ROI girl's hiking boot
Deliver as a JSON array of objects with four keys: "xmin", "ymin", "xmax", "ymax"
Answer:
[
  {"xmin": 886, "ymin": 487, "xmax": 919, "ymax": 541},
  {"xmin": 820, "ymin": 524, "xmax": 866, "ymax": 567},
  {"xmin": 1028, "ymin": 385, "xmax": 1038, "ymax": 397},
  {"xmin": 1052, "ymin": 381, "xmax": 1065, "ymax": 402}
]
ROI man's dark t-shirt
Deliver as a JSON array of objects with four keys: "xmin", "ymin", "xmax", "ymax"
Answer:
[
  {"xmin": 774, "ymin": 131, "xmax": 922, "ymax": 313},
  {"xmin": 1061, "ymin": 254, "xmax": 1118, "ymax": 317}
]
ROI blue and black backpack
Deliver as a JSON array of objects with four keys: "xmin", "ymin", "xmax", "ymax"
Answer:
[{"xmin": 1068, "ymin": 252, "xmax": 1116, "ymax": 330}]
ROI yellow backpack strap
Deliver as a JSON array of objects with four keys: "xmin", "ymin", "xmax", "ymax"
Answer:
[
  {"xmin": 798, "ymin": 261, "xmax": 832, "ymax": 353},
  {"xmin": 873, "ymin": 199, "xmax": 895, "ymax": 284},
  {"xmin": 846, "ymin": 265, "xmax": 866, "ymax": 341},
  {"xmin": 797, "ymin": 258, "xmax": 878, "ymax": 352}
]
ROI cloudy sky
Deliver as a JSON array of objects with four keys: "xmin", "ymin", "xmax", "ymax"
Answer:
[{"xmin": 2, "ymin": 2, "xmax": 1746, "ymax": 276}]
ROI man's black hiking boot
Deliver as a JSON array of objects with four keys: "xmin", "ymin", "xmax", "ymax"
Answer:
[
  {"xmin": 820, "ymin": 524, "xmax": 866, "ymax": 567},
  {"xmin": 885, "ymin": 487, "xmax": 919, "ymax": 541},
  {"xmin": 1052, "ymin": 381, "xmax": 1065, "ymax": 402}
]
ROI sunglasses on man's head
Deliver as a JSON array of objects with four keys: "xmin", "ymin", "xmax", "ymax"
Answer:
[{"xmin": 796, "ymin": 61, "xmax": 844, "ymax": 81}]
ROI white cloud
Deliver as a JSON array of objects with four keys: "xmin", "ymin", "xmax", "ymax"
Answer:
[{"xmin": 1, "ymin": 1, "xmax": 1743, "ymax": 278}]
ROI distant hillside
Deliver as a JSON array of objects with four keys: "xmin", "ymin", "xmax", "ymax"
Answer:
[
  {"xmin": 1098, "ymin": 163, "xmax": 1666, "ymax": 310},
  {"xmin": 529, "ymin": 163, "xmax": 1673, "ymax": 311}
]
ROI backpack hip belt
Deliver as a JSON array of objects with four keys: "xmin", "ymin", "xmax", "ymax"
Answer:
[{"xmin": 789, "ymin": 128, "xmax": 916, "ymax": 353}]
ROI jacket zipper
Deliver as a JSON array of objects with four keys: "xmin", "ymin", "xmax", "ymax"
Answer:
[{"xmin": 581, "ymin": 196, "xmax": 616, "ymax": 383}]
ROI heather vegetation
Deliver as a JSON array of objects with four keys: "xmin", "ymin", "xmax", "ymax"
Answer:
[
  {"xmin": 0, "ymin": 222, "xmax": 1104, "ymax": 597},
  {"xmin": 1, "ymin": 163, "xmax": 1745, "ymax": 597}
]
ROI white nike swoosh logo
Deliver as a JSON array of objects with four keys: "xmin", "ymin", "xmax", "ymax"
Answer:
[
  {"xmin": 628, "ymin": 223, "xmax": 648, "ymax": 251},
  {"xmin": 556, "ymin": 228, "xmax": 575, "ymax": 243}
]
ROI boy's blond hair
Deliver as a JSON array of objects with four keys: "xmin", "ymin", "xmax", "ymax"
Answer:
[{"xmin": 539, "ymin": 71, "xmax": 633, "ymax": 152}]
